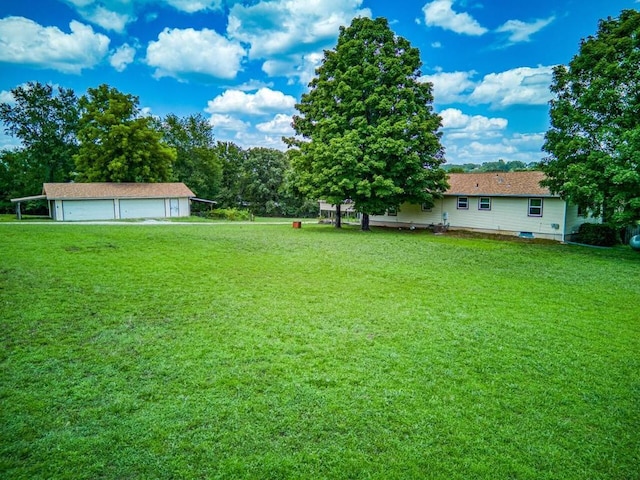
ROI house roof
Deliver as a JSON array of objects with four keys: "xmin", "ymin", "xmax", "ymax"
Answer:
[
  {"xmin": 446, "ymin": 171, "xmax": 554, "ymax": 197},
  {"xmin": 42, "ymin": 183, "xmax": 195, "ymax": 200}
]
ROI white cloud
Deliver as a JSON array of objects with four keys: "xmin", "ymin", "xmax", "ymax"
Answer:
[
  {"xmin": 206, "ymin": 87, "xmax": 297, "ymax": 150},
  {"xmin": 422, "ymin": 70, "xmax": 476, "ymax": 104},
  {"xmin": 84, "ymin": 5, "xmax": 131, "ymax": 32},
  {"xmin": 262, "ymin": 51, "xmax": 324, "ymax": 86},
  {"xmin": 140, "ymin": 106, "xmax": 153, "ymax": 117},
  {"xmin": 146, "ymin": 27, "xmax": 245, "ymax": 80},
  {"xmin": 496, "ymin": 16, "xmax": 555, "ymax": 43},
  {"xmin": 205, "ymin": 88, "xmax": 296, "ymax": 115},
  {"xmin": 209, "ymin": 114, "xmax": 288, "ymax": 150},
  {"xmin": 442, "ymin": 129, "xmax": 547, "ymax": 165},
  {"xmin": 0, "ymin": 89, "xmax": 15, "ymax": 105},
  {"xmin": 62, "ymin": 0, "xmax": 223, "ymax": 31},
  {"xmin": 424, "ymin": 66, "xmax": 555, "ymax": 108},
  {"xmin": 469, "ymin": 66, "xmax": 554, "ymax": 108},
  {"xmin": 230, "ymin": 79, "xmax": 275, "ymax": 92},
  {"xmin": 209, "ymin": 113, "xmax": 251, "ymax": 133},
  {"xmin": 164, "ymin": 0, "xmax": 223, "ymax": 13},
  {"xmin": 467, "ymin": 141, "xmax": 517, "ymax": 156},
  {"xmin": 64, "ymin": 0, "xmax": 99, "ymax": 7},
  {"xmin": 61, "ymin": 0, "xmax": 134, "ymax": 32},
  {"xmin": 228, "ymin": 0, "xmax": 370, "ymax": 58},
  {"xmin": 440, "ymin": 108, "xmax": 507, "ymax": 133},
  {"xmin": 0, "ymin": 17, "xmax": 109, "ymax": 74},
  {"xmin": 509, "ymin": 132, "xmax": 546, "ymax": 149},
  {"xmin": 109, "ymin": 43, "xmax": 136, "ymax": 72},
  {"xmin": 256, "ymin": 113, "xmax": 293, "ymax": 134},
  {"xmin": 422, "ymin": 0, "xmax": 488, "ymax": 36},
  {"xmin": 437, "ymin": 107, "xmax": 547, "ymax": 164},
  {"xmin": 227, "ymin": 0, "xmax": 369, "ymax": 82},
  {"xmin": 0, "ymin": 130, "xmax": 22, "ymax": 151},
  {"xmin": 234, "ymin": 131, "xmax": 288, "ymax": 150}
]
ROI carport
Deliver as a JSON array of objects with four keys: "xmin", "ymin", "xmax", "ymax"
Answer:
[{"xmin": 10, "ymin": 194, "xmax": 47, "ymax": 220}]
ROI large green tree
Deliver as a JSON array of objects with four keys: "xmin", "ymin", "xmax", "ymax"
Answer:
[
  {"xmin": 541, "ymin": 9, "xmax": 640, "ymax": 227},
  {"xmin": 161, "ymin": 113, "xmax": 221, "ymax": 198},
  {"xmin": 75, "ymin": 84, "xmax": 175, "ymax": 182},
  {"xmin": 0, "ymin": 81, "xmax": 78, "ymax": 186},
  {"xmin": 240, "ymin": 147, "xmax": 290, "ymax": 216},
  {"xmin": 0, "ymin": 149, "xmax": 30, "ymax": 212},
  {"xmin": 290, "ymin": 17, "xmax": 447, "ymax": 230},
  {"xmin": 215, "ymin": 141, "xmax": 248, "ymax": 208}
]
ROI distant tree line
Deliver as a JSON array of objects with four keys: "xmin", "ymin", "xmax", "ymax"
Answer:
[
  {"xmin": 442, "ymin": 159, "xmax": 540, "ymax": 173},
  {"xmin": 0, "ymin": 82, "xmax": 316, "ymax": 217}
]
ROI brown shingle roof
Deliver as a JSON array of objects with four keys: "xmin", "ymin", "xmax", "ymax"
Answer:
[
  {"xmin": 43, "ymin": 183, "xmax": 195, "ymax": 199},
  {"xmin": 446, "ymin": 171, "xmax": 554, "ymax": 197}
]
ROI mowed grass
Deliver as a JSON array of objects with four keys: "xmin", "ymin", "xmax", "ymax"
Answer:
[{"xmin": 1, "ymin": 223, "xmax": 639, "ymax": 479}]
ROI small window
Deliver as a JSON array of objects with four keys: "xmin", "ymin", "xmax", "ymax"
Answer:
[
  {"xmin": 478, "ymin": 197, "xmax": 491, "ymax": 211},
  {"xmin": 421, "ymin": 203, "xmax": 432, "ymax": 212},
  {"xmin": 457, "ymin": 197, "xmax": 468, "ymax": 210},
  {"xmin": 528, "ymin": 198, "xmax": 543, "ymax": 217},
  {"xmin": 577, "ymin": 205, "xmax": 587, "ymax": 217},
  {"xmin": 387, "ymin": 207, "xmax": 397, "ymax": 216}
]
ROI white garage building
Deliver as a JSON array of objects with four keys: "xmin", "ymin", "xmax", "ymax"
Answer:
[{"xmin": 13, "ymin": 182, "xmax": 195, "ymax": 221}]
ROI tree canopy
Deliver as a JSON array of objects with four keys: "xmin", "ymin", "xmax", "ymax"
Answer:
[
  {"xmin": 541, "ymin": 9, "xmax": 640, "ymax": 227},
  {"xmin": 290, "ymin": 16, "xmax": 447, "ymax": 230},
  {"xmin": 161, "ymin": 113, "xmax": 221, "ymax": 199},
  {"xmin": 74, "ymin": 84, "xmax": 175, "ymax": 183},
  {"xmin": 0, "ymin": 82, "xmax": 78, "ymax": 185}
]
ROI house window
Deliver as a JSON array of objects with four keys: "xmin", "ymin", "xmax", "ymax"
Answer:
[
  {"xmin": 457, "ymin": 197, "xmax": 468, "ymax": 209},
  {"xmin": 387, "ymin": 207, "xmax": 397, "ymax": 216},
  {"xmin": 577, "ymin": 205, "xmax": 589, "ymax": 217},
  {"xmin": 421, "ymin": 203, "xmax": 432, "ymax": 212},
  {"xmin": 528, "ymin": 198, "xmax": 543, "ymax": 217},
  {"xmin": 478, "ymin": 197, "xmax": 491, "ymax": 210}
]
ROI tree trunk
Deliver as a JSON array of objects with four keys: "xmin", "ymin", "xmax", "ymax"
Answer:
[
  {"xmin": 361, "ymin": 212, "xmax": 370, "ymax": 231},
  {"xmin": 335, "ymin": 203, "xmax": 342, "ymax": 228},
  {"xmin": 602, "ymin": 197, "xmax": 613, "ymax": 225}
]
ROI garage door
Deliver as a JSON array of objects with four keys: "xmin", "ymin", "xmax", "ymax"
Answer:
[
  {"xmin": 119, "ymin": 199, "xmax": 166, "ymax": 219},
  {"xmin": 62, "ymin": 200, "xmax": 115, "ymax": 221}
]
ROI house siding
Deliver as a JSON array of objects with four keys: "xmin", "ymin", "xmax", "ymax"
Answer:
[
  {"xmin": 564, "ymin": 204, "xmax": 600, "ymax": 239},
  {"xmin": 347, "ymin": 173, "xmax": 600, "ymax": 241},
  {"xmin": 370, "ymin": 196, "xmax": 568, "ymax": 240}
]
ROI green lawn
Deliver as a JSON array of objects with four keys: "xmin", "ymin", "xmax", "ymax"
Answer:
[{"xmin": 1, "ymin": 223, "xmax": 638, "ymax": 479}]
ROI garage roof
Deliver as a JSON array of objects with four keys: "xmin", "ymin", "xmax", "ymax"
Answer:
[{"xmin": 42, "ymin": 183, "xmax": 195, "ymax": 200}]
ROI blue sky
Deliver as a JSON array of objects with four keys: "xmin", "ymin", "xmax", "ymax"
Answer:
[{"xmin": 0, "ymin": 0, "xmax": 638, "ymax": 164}]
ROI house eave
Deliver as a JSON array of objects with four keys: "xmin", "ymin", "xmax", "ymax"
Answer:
[{"xmin": 444, "ymin": 193, "xmax": 559, "ymax": 198}]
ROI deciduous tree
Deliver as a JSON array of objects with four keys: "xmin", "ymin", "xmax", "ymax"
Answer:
[
  {"xmin": 161, "ymin": 113, "xmax": 221, "ymax": 199},
  {"xmin": 215, "ymin": 141, "xmax": 247, "ymax": 208},
  {"xmin": 0, "ymin": 82, "xmax": 78, "ymax": 185},
  {"xmin": 75, "ymin": 84, "xmax": 175, "ymax": 182},
  {"xmin": 241, "ymin": 147, "xmax": 289, "ymax": 216},
  {"xmin": 290, "ymin": 17, "xmax": 447, "ymax": 230},
  {"xmin": 541, "ymin": 9, "xmax": 640, "ymax": 227}
]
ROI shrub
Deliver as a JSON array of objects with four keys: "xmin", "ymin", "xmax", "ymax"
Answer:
[
  {"xmin": 577, "ymin": 222, "xmax": 619, "ymax": 246},
  {"xmin": 207, "ymin": 208, "xmax": 251, "ymax": 221}
]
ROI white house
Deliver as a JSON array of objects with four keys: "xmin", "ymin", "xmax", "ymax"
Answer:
[
  {"xmin": 12, "ymin": 182, "xmax": 195, "ymax": 221},
  {"xmin": 318, "ymin": 199, "xmax": 358, "ymax": 223},
  {"xmin": 369, "ymin": 171, "xmax": 597, "ymax": 241}
]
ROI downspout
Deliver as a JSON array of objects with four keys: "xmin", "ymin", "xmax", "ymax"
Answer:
[{"xmin": 561, "ymin": 198, "xmax": 567, "ymax": 243}]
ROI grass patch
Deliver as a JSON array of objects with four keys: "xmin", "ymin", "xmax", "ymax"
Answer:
[{"xmin": 1, "ymin": 224, "xmax": 639, "ymax": 479}]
